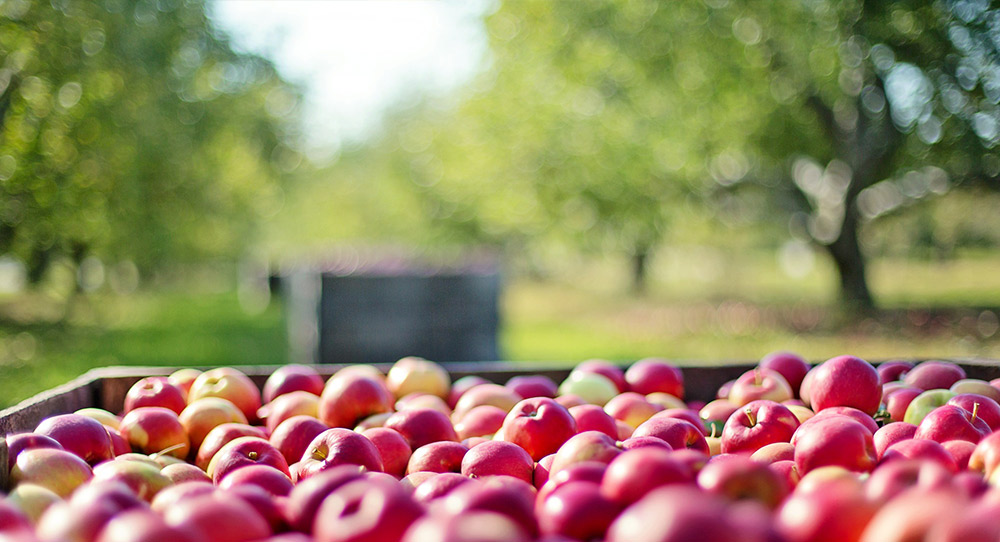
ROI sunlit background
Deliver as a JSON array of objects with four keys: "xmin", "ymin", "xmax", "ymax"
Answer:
[{"xmin": 1, "ymin": 0, "xmax": 1000, "ymax": 407}]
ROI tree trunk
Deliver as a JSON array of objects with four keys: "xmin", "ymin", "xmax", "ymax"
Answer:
[
  {"xmin": 630, "ymin": 246, "xmax": 649, "ymax": 295},
  {"xmin": 824, "ymin": 202, "xmax": 875, "ymax": 312}
]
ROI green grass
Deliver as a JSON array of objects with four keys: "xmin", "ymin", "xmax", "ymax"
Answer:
[
  {"xmin": 0, "ymin": 290, "xmax": 288, "ymax": 409},
  {"xmin": 1, "ymin": 252, "xmax": 999, "ymax": 409}
]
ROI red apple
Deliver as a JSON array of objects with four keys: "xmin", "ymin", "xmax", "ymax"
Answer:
[
  {"xmin": 775, "ymin": 475, "xmax": 878, "ymax": 542},
  {"xmin": 803, "ymin": 355, "xmax": 881, "ymax": 416},
  {"xmin": 439, "ymin": 476, "xmax": 539, "ymax": 538},
  {"xmin": 696, "ymin": 454, "xmax": 789, "ymax": 509},
  {"xmin": 794, "ymin": 406, "xmax": 878, "ymax": 438},
  {"xmin": 283, "ymin": 465, "xmax": 368, "ymax": 532},
  {"xmin": 574, "ymin": 359, "xmax": 628, "ymax": 393},
  {"xmin": 407, "ymin": 441, "xmax": 468, "ymax": 474},
  {"xmin": 913, "ymin": 404, "xmax": 990, "ymax": 444},
  {"xmin": 720, "ymin": 400, "xmax": 799, "ymax": 455},
  {"xmin": 949, "ymin": 378, "xmax": 1000, "ymax": 402},
  {"xmin": 319, "ymin": 373, "xmax": 395, "ymax": 429},
  {"xmin": 600, "ymin": 447, "xmax": 692, "ymax": 505},
  {"xmin": 208, "ymin": 436, "xmax": 290, "ymax": 484},
  {"xmin": 943, "ymin": 439, "xmax": 977, "ymax": 470},
  {"xmin": 548, "ymin": 431, "xmax": 624, "ymax": 477},
  {"xmin": 969, "ymin": 430, "xmax": 1000, "ymax": 478},
  {"xmin": 179, "ymin": 397, "xmax": 249, "ymax": 451},
  {"xmin": 196, "ymin": 422, "xmax": 268, "ymax": 470},
  {"xmin": 395, "ymin": 393, "xmax": 452, "ymax": 416},
  {"xmin": 624, "ymin": 358, "xmax": 684, "ymax": 398},
  {"xmin": 119, "ymin": 406, "xmax": 190, "ymax": 459},
  {"xmin": 188, "ymin": 367, "xmax": 262, "ymax": 423},
  {"xmin": 793, "ymin": 415, "xmax": 876, "ymax": 474},
  {"xmin": 161, "ymin": 462, "xmax": 213, "ymax": 484},
  {"xmin": 699, "ymin": 399, "xmax": 740, "ymax": 435},
  {"xmin": 749, "ymin": 442, "xmax": 796, "ymax": 464},
  {"xmin": 402, "ymin": 510, "xmax": 530, "ymax": 542},
  {"xmin": 632, "ymin": 417, "xmax": 709, "ymax": 454},
  {"xmin": 603, "ymin": 392, "xmax": 664, "ymax": 429},
  {"xmin": 619, "ymin": 435, "xmax": 674, "ymax": 451},
  {"xmin": 947, "ymin": 393, "xmax": 1000, "ymax": 430},
  {"xmin": 537, "ymin": 480, "xmax": 620, "ymax": 541},
  {"xmin": 865, "ymin": 458, "xmax": 953, "ymax": 503},
  {"xmin": 297, "ymin": 428, "xmax": 383, "ymax": 479},
  {"xmin": 759, "ymin": 351, "xmax": 810, "ymax": 396},
  {"xmin": 11, "ymin": 448, "xmax": 93, "ymax": 497},
  {"xmin": 536, "ymin": 460, "xmax": 607, "ymax": 503},
  {"xmin": 259, "ymin": 391, "xmax": 319, "ymax": 433},
  {"xmin": 606, "ymin": 486, "xmax": 736, "ymax": 542},
  {"xmin": 876, "ymin": 360, "xmax": 914, "ymax": 384},
  {"xmin": 872, "ymin": 421, "xmax": 917, "ymax": 459},
  {"xmin": 262, "ymin": 364, "xmax": 325, "ymax": 403},
  {"xmin": 885, "ymin": 387, "xmax": 922, "ymax": 422},
  {"xmin": 218, "ymin": 463, "xmax": 294, "ymax": 496},
  {"xmin": 124, "ymin": 377, "xmax": 188, "ymax": 415},
  {"xmin": 903, "ymin": 360, "xmax": 966, "ymax": 390},
  {"xmin": 461, "ymin": 440, "xmax": 534, "ymax": 483},
  {"xmin": 505, "ymin": 374, "xmax": 558, "ymax": 399},
  {"xmin": 453, "ymin": 405, "xmax": 507, "ymax": 440},
  {"xmin": 269, "ymin": 415, "xmax": 329, "ymax": 466},
  {"xmin": 34, "ymin": 413, "xmax": 114, "ymax": 465},
  {"xmin": 568, "ymin": 404, "xmax": 619, "ymax": 439},
  {"xmin": 881, "ymin": 438, "xmax": 958, "ymax": 471},
  {"xmin": 224, "ymin": 483, "xmax": 287, "ymax": 534},
  {"xmin": 385, "ymin": 407, "xmax": 459, "ymax": 450},
  {"xmin": 410, "ymin": 472, "xmax": 473, "ymax": 504},
  {"xmin": 448, "ymin": 375, "xmax": 490, "ymax": 409},
  {"xmin": 858, "ymin": 486, "xmax": 966, "ymax": 542},
  {"xmin": 5, "ymin": 433, "xmax": 63, "ymax": 472},
  {"xmin": 360, "ymin": 427, "xmax": 412, "ymax": 478},
  {"xmin": 496, "ymin": 397, "xmax": 577, "ymax": 461},
  {"xmin": 163, "ymin": 492, "xmax": 272, "ymax": 542},
  {"xmin": 97, "ymin": 508, "xmax": 206, "ymax": 542},
  {"xmin": 150, "ymin": 481, "xmax": 216, "ymax": 514},
  {"xmin": 728, "ymin": 368, "xmax": 793, "ymax": 406},
  {"xmin": 313, "ymin": 474, "xmax": 424, "ymax": 542},
  {"xmin": 92, "ymin": 458, "xmax": 171, "ymax": 502},
  {"xmin": 452, "ymin": 384, "xmax": 521, "ymax": 421}
]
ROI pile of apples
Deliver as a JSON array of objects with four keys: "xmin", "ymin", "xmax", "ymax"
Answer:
[{"xmin": 3, "ymin": 353, "xmax": 1000, "ymax": 542}]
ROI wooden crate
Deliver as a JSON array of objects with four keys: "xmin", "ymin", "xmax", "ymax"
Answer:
[{"xmin": 3, "ymin": 358, "xmax": 1000, "ymax": 490}]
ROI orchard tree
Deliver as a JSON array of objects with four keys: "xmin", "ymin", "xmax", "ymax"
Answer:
[
  {"xmin": 393, "ymin": 0, "xmax": 1000, "ymax": 306},
  {"xmin": 706, "ymin": 0, "xmax": 1000, "ymax": 311},
  {"xmin": 0, "ymin": 0, "xmax": 301, "ymax": 284}
]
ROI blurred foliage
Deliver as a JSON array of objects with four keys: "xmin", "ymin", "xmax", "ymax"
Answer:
[
  {"xmin": 343, "ymin": 0, "xmax": 1000, "ymax": 310},
  {"xmin": 0, "ymin": 0, "xmax": 301, "ymax": 285}
]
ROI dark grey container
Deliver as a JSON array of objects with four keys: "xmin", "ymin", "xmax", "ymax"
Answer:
[{"xmin": 283, "ymin": 255, "xmax": 501, "ymax": 364}]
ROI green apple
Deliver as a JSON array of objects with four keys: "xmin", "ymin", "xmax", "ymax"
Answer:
[
  {"xmin": 903, "ymin": 389, "xmax": 956, "ymax": 426},
  {"xmin": 558, "ymin": 372, "xmax": 619, "ymax": 406}
]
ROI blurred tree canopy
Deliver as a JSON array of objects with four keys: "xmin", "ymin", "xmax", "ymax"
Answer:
[
  {"xmin": 383, "ymin": 0, "xmax": 1000, "ymax": 310},
  {"xmin": 0, "ymin": 0, "xmax": 300, "ymax": 286}
]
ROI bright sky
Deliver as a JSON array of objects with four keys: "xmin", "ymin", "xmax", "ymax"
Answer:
[{"xmin": 209, "ymin": 0, "xmax": 492, "ymax": 155}]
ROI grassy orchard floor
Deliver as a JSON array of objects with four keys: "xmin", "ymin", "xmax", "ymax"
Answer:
[{"xmin": 1, "ymin": 253, "xmax": 999, "ymax": 409}]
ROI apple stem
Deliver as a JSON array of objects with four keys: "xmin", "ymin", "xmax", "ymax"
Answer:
[
  {"xmin": 710, "ymin": 424, "xmax": 719, "ymax": 439},
  {"xmin": 313, "ymin": 447, "xmax": 327, "ymax": 460},
  {"xmin": 973, "ymin": 402, "xmax": 981, "ymax": 422},
  {"xmin": 152, "ymin": 443, "xmax": 187, "ymax": 458},
  {"xmin": 754, "ymin": 369, "xmax": 761, "ymax": 387},
  {"xmin": 745, "ymin": 407, "xmax": 756, "ymax": 426}
]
